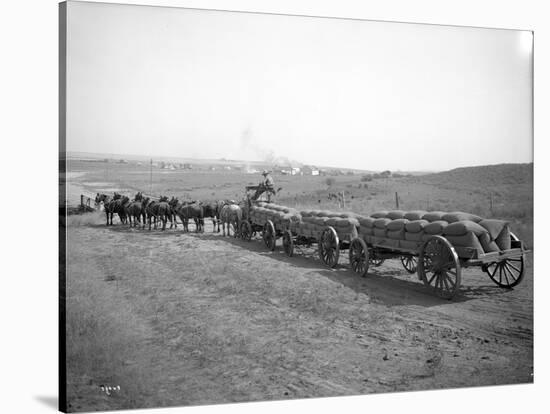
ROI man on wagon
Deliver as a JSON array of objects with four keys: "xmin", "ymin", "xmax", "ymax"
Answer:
[{"xmin": 259, "ymin": 170, "xmax": 275, "ymax": 202}]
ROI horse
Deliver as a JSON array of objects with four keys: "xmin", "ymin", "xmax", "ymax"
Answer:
[
  {"xmin": 110, "ymin": 195, "xmax": 130, "ymax": 224},
  {"xmin": 176, "ymin": 202, "xmax": 204, "ymax": 233},
  {"xmin": 144, "ymin": 198, "xmax": 159, "ymax": 230},
  {"xmin": 203, "ymin": 201, "xmax": 220, "ymax": 232},
  {"xmin": 126, "ymin": 193, "xmax": 146, "ymax": 228},
  {"xmin": 95, "ymin": 193, "xmax": 110, "ymax": 211},
  {"xmin": 218, "ymin": 200, "xmax": 242, "ymax": 237},
  {"xmin": 168, "ymin": 197, "xmax": 181, "ymax": 229},
  {"xmin": 155, "ymin": 196, "xmax": 172, "ymax": 230},
  {"xmin": 144, "ymin": 196, "xmax": 171, "ymax": 230}
]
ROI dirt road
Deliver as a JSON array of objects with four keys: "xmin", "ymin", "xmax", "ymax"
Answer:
[{"xmin": 65, "ymin": 219, "xmax": 533, "ymax": 412}]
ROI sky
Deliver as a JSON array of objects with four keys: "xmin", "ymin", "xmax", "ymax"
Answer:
[{"xmin": 65, "ymin": 1, "xmax": 533, "ymax": 171}]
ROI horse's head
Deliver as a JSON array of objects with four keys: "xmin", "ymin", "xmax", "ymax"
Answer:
[
  {"xmin": 121, "ymin": 195, "xmax": 130, "ymax": 204},
  {"xmin": 169, "ymin": 197, "xmax": 178, "ymax": 207},
  {"xmin": 95, "ymin": 193, "xmax": 108, "ymax": 204},
  {"xmin": 113, "ymin": 192, "xmax": 121, "ymax": 200},
  {"xmin": 159, "ymin": 195, "xmax": 168, "ymax": 202},
  {"xmin": 134, "ymin": 192, "xmax": 142, "ymax": 201}
]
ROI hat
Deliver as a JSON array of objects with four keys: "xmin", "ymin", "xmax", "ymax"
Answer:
[{"xmin": 262, "ymin": 170, "xmax": 270, "ymax": 175}]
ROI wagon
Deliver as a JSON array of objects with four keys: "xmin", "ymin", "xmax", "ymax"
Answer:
[
  {"xmin": 347, "ymin": 230, "xmax": 528, "ymax": 299},
  {"xmin": 237, "ymin": 192, "xmax": 529, "ymax": 299},
  {"xmin": 238, "ymin": 188, "xmax": 289, "ymax": 250},
  {"xmin": 277, "ymin": 221, "xmax": 417, "ymax": 273}
]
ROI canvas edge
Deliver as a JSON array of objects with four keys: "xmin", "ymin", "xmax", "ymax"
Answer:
[{"xmin": 59, "ymin": 1, "xmax": 68, "ymax": 412}]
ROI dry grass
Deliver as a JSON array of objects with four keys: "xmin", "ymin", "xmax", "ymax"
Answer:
[{"xmin": 65, "ymin": 264, "xmax": 151, "ymax": 411}]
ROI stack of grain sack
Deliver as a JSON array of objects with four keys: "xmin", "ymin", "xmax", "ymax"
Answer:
[
  {"xmin": 356, "ymin": 209, "xmax": 512, "ymax": 258},
  {"xmin": 297, "ymin": 210, "xmax": 359, "ymax": 240},
  {"xmin": 248, "ymin": 202, "xmax": 301, "ymax": 230}
]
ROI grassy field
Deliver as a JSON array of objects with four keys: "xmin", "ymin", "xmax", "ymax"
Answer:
[{"xmin": 67, "ymin": 160, "xmax": 533, "ymax": 248}]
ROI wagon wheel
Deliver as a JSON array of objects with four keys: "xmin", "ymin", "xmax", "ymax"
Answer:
[
  {"xmin": 349, "ymin": 237, "xmax": 369, "ymax": 277},
  {"xmin": 418, "ymin": 236, "xmax": 461, "ymax": 299},
  {"xmin": 319, "ymin": 226, "xmax": 340, "ymax": 268},
  {"xmin": 262, "ymin": 220, "xmax": 276, "ymax": 251},
  {"xmin": 282, "ymin": 230, "xmax": 294, "ymax": 257},
  {"xmin": 240, "ymin": 220, "xmax": 252, "ymax": 242},
  {"xmin": 483, "ymin": 232, "xmax": 526, "ymax": 288},
  {"xmin": 484, "ymin": 257, "xmax": 525, "ymax": 288},
  {"xmin": 401, "ymin": 255, "xmax": 418, "ymax": 274},
  {"xmin": 369, "ymin": 250, "xmax": 385, "ymax": 267}
]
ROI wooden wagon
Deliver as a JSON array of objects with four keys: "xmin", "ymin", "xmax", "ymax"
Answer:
[{"xmin": 347, "ymin": 230, "xmax": 528, "ymax": 299}]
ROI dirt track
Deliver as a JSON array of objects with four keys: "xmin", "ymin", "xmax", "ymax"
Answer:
[{"xmin": 65, "ymin": 220, "xmax": 533, "ymax": 412}]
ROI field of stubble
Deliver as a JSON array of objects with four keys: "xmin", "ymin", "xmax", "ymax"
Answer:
[{"xmin": 62, "ymin": 160, "xmax": 533, "ymax": 412}]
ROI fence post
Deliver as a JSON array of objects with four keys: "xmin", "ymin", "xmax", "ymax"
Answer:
[
  {"xmin": 80, "ymin": 194, "xmax": 84, "ymax": 208},
  {"xmin": 395, "ymin": 192, "xmax": 399, "ymax": 209},
  {"xmin": 342, "ymin": 191, "xmax": 346, "ymax": 209}
]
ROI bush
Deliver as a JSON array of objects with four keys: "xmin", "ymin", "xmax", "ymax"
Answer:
[
  {"xmin": 361, "ymin": 174, "xmax": 373, "ymax": 182},
  {"xmin": 325, "ymin": 178, "xmax": 335, "ymax": 186}
]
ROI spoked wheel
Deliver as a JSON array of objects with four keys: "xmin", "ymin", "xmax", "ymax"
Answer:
[
  {"xmin": 349, "ymin": 237, "xmax": 369, "ymax": 277},
  {"xmin": 369, "ymin": 251, "xmax": 385, "ymax": 267},
  {"xmin": 240, "ymin": 221, "xmax": 252, "ymax": 241},
  {"xmin": 282, "ymin": 230, "xmax": 294, "ymax": 257},
  {"xmin": 484, "ymin": 256, "xmax": 525, "ymax": 288},
  {"xmin": 319, "ymin": 226, "xmax": 340, "ymax": 268},
  {"xmin": 418, "ymin": 236, "xmax": 461, "ymax": 299},
  {"xmin": 401, "ymin": 255, "xmax": 418, "ymax": 274},
  {"xmin": 262, "ymin": 220, "xmax": 276, "ymax": 251},
  {"xmin": 483, "ymin": 232, "xmax": 527, "ymax": 288}
]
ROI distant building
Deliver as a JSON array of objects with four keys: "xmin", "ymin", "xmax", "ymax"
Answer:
[
  {"xmin": 183, "ymin": 163, "xmax": 193, "ymax": 169},
  {"xmin": 302, "ymin": 165, "xmax": 320, "ymax": 176},
  {"xmin": 291, "ymin": 167, "xmax": 301, "ymax": 176}
]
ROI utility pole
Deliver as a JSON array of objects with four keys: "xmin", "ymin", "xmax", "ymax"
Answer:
[{"xmin": 149, "ymin": 158, "xmax": 153, "ymax": 195}]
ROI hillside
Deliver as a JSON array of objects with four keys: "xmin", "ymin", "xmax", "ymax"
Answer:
[{"xmin": 415, "ymin": 163, "xmax": 533, "ymax": 189}]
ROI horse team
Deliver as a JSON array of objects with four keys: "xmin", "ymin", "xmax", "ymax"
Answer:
[{"xmin": 95, "ymin": 192, "xmax": 242, "ymax": 236}]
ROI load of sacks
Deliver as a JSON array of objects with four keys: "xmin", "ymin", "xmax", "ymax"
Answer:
[
  {"xmin": 248, "ymin": 202, "xmax": 513, "ymax": 258},
  {"xmin": 248, "ymin": 202, "xmax": 302, "ymax": 230},
  {"xmin": 356, "ymin": 210, "xmax": 512, "ymax": 258},
  {"xmin": 296, "ymin": 210, "xmax": 359, "ymax": 240}
]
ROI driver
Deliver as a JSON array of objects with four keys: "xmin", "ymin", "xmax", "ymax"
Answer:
[{"xmin": 261, "ymin": 170, "xmax": 275, "ymax": 202}]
